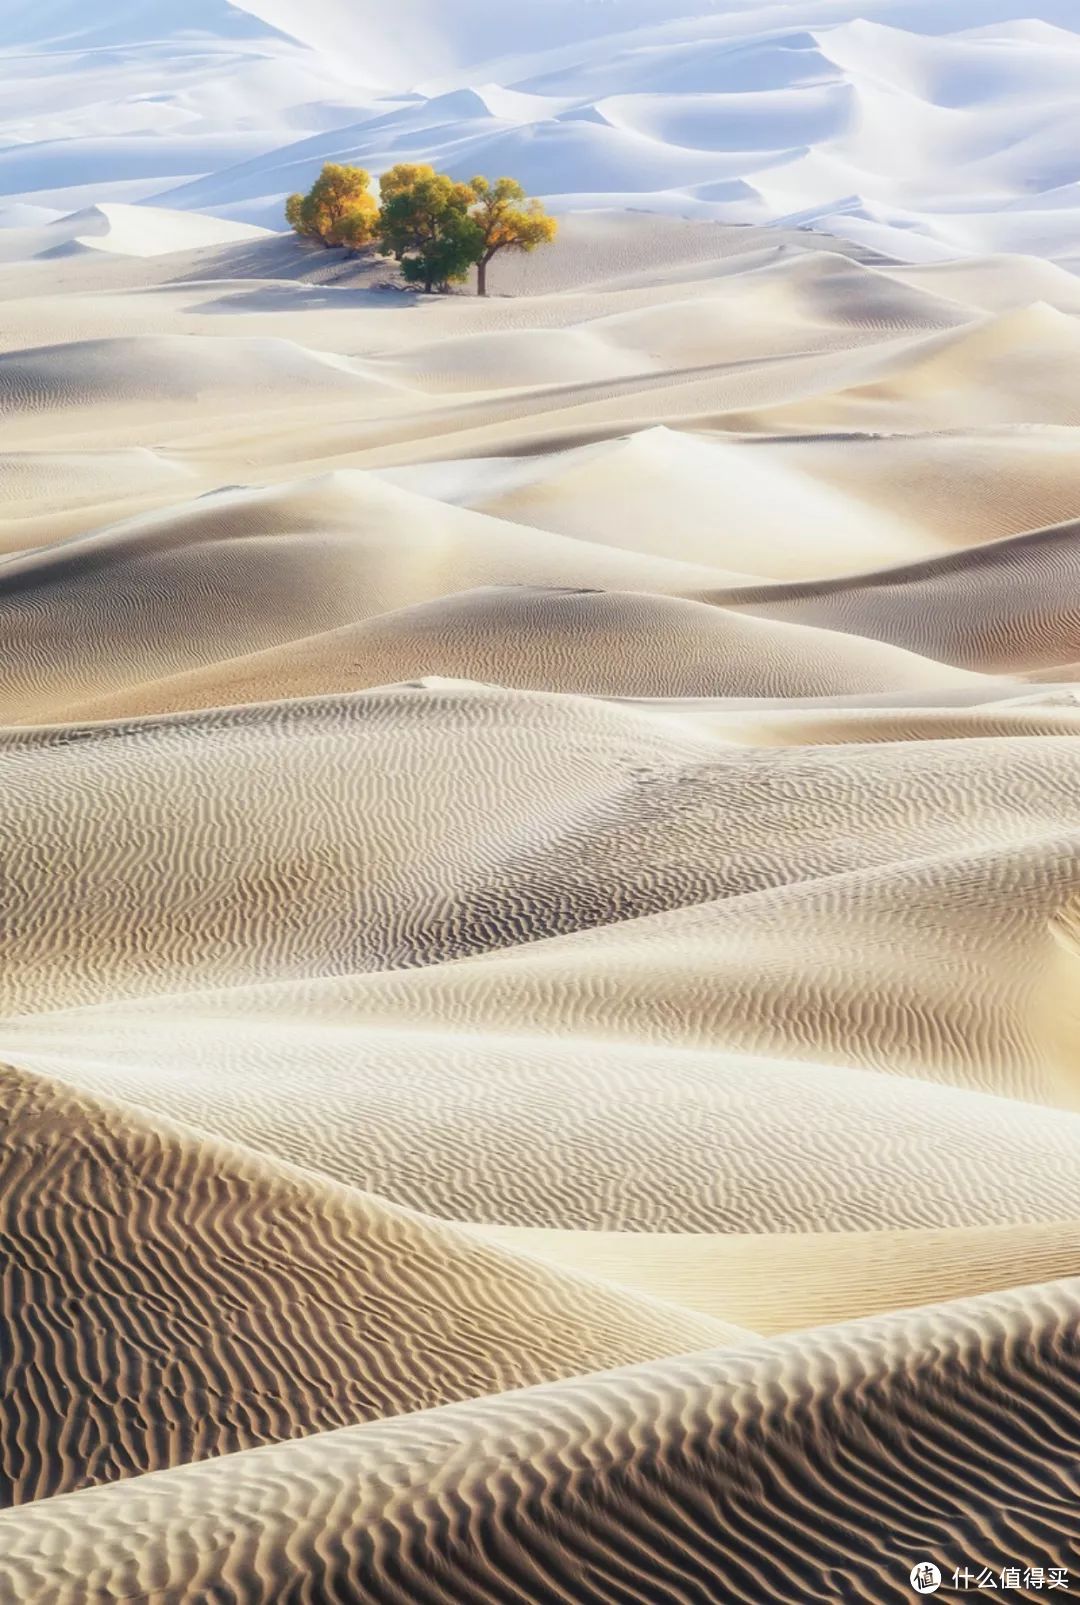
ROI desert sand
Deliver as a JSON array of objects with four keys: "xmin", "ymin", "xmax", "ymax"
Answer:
[{"xmin": 3, "ymin": 2, "xmax": 1080, "ymax": 1601}]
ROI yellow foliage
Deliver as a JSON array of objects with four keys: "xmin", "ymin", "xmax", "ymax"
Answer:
[
  {"xmin": 467, "ymin": 175, "xmax": 558, "ymax": 294},
  {"xmin": 379, "ymin": 163, "xmax": 438, "ymax": 204},
  {"xmin": 285, "ymin": 163, "xmax": 378, "ymax": 248}
]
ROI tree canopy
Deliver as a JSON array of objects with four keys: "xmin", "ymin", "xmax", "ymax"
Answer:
[
  {"xmin": 285, "ymin": 162, "xmax": 557, "ymax": 293},
  {"xmin": 284, "ymin": 164, "xmax": 378, "ymax": 250},
  {"xmin": 467, "ymin": 176, "xmax": 558, "ymax": 296},
  {"xmin": 377, "ymin": 166, "xmax": 482, "ymax": 293}
]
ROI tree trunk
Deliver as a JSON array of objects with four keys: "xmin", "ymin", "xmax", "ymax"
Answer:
[{"xmin": 477, "ymin": 258, "xmax": 488, "ymax": 296}]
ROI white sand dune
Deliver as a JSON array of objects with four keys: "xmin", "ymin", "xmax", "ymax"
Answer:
[
  {"xmin": 382, "ymin": 426, "xmax": 941, "ymax": 579},
  {"xmin": 38, "ymin": 203, "xmax": 273, "ymax": 260},
  {"xmin": 4, "ymin": 2, "xmax": 1080, "ymax": 258}
]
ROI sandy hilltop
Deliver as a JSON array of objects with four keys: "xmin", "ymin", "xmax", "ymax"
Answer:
[{"xmin": 3, "ymin": 2, "xmax": 1080, "ymax": 1602}]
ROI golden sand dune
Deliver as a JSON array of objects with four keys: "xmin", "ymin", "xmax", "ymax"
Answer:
[
  {"xmin": 474, "ymin": 1219, "xmax": 1080, "ymax": 1332},
  {"xmin": 2, "ymin": 1280, "xmax": 1078, "ymax": 1604},
  {"xmin": 2, "ymin": 212, "xmax": 1080, "ymax": 1596},
  {"xmin": 0, "ymin": 1064, "xmax": 732, "ymax": 1506},
  {"xmin": 261, "ymin": 833, "xmax": 1076, "ymax": 1103}
]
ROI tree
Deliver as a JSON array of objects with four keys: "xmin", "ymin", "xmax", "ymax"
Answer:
[
  {"xmin": 285, "ymin": 163, "xmax": 378, "ymax": 250},
  {"xmin": 467, "ymin": 176, "xmax": 557, "ymax": 296},
  {"xmin": 377, "ymin": 168, "xmax": 482, "ymax": 293},
  {"xmin": 378, "ymin": 162, "xmax": 438, "ymax": 207}
]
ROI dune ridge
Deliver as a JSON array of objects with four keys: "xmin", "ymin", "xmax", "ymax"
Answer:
[
  {"xmin": 2, "ymin": 1279, "xmax": 1079, "ymax": 1603},
  {"xmin": 0, "ymin": 1063, "xmax": 734, "ymax": 1507}
]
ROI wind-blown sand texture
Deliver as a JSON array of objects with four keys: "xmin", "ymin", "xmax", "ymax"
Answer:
[{"xmin": 5, "ymin": 3, "xmax": 1080, "ymax": 1595}]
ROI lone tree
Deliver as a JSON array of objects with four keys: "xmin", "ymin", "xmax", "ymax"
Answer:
[
  {"xmin": 285, "ymin": 163, "xmax": 378, "ymax": 249},
  {"xmin": 467, "ymin": 176, "xmax": 557, "ymax": 296},
  {"xmin": 377, "ymin": 165, "xmax": 482, "ymax": 293}
]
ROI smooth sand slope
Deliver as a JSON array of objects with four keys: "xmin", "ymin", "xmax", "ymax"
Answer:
[
  {"xmin": 55, "ymin": 586, "xmax": 985, "ymax": 721},
  {"xmin": 712, "ymin": 517, "xmax": 1080, "ymax": 675},
  {"xmin": 2, "ymin": 205, "xmax": 1080, "ymax": 1600}
]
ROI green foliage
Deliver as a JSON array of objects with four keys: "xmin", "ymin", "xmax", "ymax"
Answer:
[
  {"xmin": 285, "ymin": 163, "xmax": 378, "ymax": 249},
  {"xmin": 377, "ymin": 169, "xmax": 483, "ymax": 292}
]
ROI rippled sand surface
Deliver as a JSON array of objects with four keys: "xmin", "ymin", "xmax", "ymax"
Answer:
[{"xmin": 2, "ymin": 212, "xmax": 1080, "ymax": 1599}]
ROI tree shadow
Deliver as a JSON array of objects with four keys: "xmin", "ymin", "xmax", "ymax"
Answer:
[
  {"xmin": 191, "ymin": 283, "xmax": 423, "ymax": 313},
  {"xmin": 166, "ymin": 233, "xmax": 415, "ymax": 295}
]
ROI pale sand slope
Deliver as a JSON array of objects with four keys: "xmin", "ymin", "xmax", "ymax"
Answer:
[
  {"xmin": 3, "ymin": 208, "xmax": 1080, "ymax": 1595},
  {"xmin": 2, "ymin": 1280, "xmax": 1078, "ymax": 1605},
  {"xmin": 0, "ymin": 1064, "xmax": 734, "ymax": 1507},
  {"xmin": 0, "ymin": 478, "xmax": 762, "ymax": 724},
  {"xmin": 710, "ymin": 517, "xmax": 1080, "ymax": 675},
  {"xmin": 11, "ymin": 1016, "xmax": 1080, "ymax": 1231},
  {"xmin": 472, "ymin": 1220, "xmax": 1080, "ymax": 1334},
  {"xmin": 60, "ymin": 587, "xmax": 984, "ymax": 722}
]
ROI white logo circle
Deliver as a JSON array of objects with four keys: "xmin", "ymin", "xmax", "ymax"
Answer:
[{"xmin": 910, "ymin": 1564, "xmax": 942, "ymax": 1594}]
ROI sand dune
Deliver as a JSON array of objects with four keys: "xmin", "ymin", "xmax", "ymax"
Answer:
[
  {"xmin": 474, "ymin": 1219, "xmax": 1080, "ymax": 1332},
  {"xmin": 3, "ymin": 25, "xmax": 1080, "ymax": 1591},
  {"xmin": 0, "ymin": 477, "xmax": 762, "ymax": 724},
  {"xmin": 270, "ymin": 833, "xmax": 1079, "ymax": 1104},
  {"xmin": 60, "ymin": 586, "xmax": 984, "ymax": 720},
  {"xmin": 0, "ymin": 1064, "xmax": 732, "ymax": 1506},
  {"xmin": 2, "ymin": 1280, "xmax": 1078, "ymax": 1603},
  {"xmin": 9, "ymin": 1017, "xmax": 1080, "ymax": 1238},
  {"xmin": 0, "ymin": 334, "xmax": 401, "ymax": 419},
  {"xmin": 714, "ymin": 517, "xmax": 1080, "ymax": 675},
  {"xmin": 5, "ymin": 683, "xmax": 1079, "ymax": 1025},
  {"xmin": 382, "ymin": 426, "xmax": 942, "ymax": 580}
]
